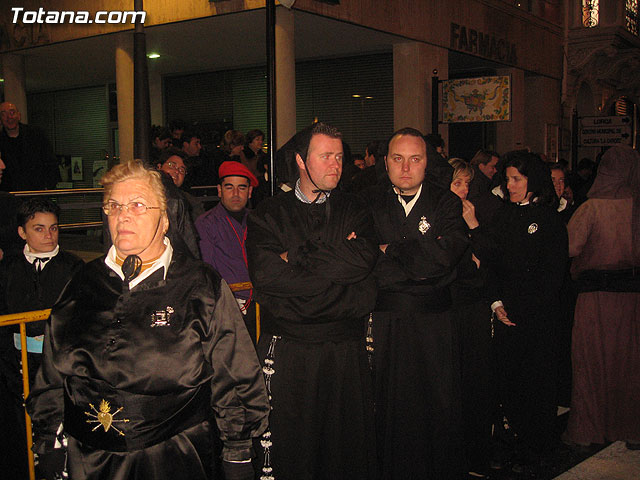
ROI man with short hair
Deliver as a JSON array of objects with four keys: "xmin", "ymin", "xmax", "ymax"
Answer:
[
  {"xmin": 181, "ymin": 130, "xmax": 216, "ymax": 189},
  {"xmin": 353, "ymin": 154, "xmax": 366, "ymax": 170},
  {"xmin": 0, "ymin": 102, "xmax": 60, "ymax": 192},
  {"xmin": 425, "ymin": 133, "xmax": 447, "ymax": 158},
  {"xmin": 168, "ymin": 119, "xmax": 186, "ymax": 145},
  {"xmin": 246, "ymin": 123, "xmax": 378, "ymax": 480},
  {"xmin": 364, "ymin": 140, "xmax": 379, "ymax": 168},
  {"xmin": 350, "ymin": 139, "xmax": 384, "ymax": 192},
  {"xmin": 181, "ymin": 130, "xmax": 202, "ymax": 158},
  {"xmin": 150, "ymin": 125, "xmax": 171, "ymax": 165},
  {"xmin": 468, "ymin": 149, "xmax": 502, "ymax": 224},
  {"xmin": 569, "ymin": 157, "xmax": 596, "ymax": 206},
  {"xmin": 471, "ymin": 149, "xmax": 500, "ymax": 184},
  {"xmin": 196, "ymin": 161, "xmax": 258, "ymax": 341},
  {"xmin": 364, "ymin": 127, "xmax": 468, "ymax": 479}
]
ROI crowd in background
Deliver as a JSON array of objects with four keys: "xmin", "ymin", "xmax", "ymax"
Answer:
[{"xmin": 0, "ymin": 103, "xmax": 638, "ymax": 480}]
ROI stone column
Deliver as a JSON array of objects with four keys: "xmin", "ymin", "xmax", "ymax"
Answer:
[
  {"xmin": 393, "ymin": 41, "xmax": 448, "ymax": 144},
  {"xmin": 496, "ymin": 67, "xmax": 525, "ymax": 154},
  {"xmin": 148, "ymin": 70, "xmax": 163, "ymax": 127},
  {"xmin": 275, "ymin": 6, "xmax": 296, "ymax": 148},
  {"xmin": 115, "ymin": 34, "xmax": 134, "ymax": 163},
  {"xmin": 524, "ymin": 75, "xmax": 561, "ymax": 156}
]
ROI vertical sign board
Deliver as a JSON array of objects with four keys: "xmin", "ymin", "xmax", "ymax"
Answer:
[
  {"xmin": 545, "ymin": 124, "xmax": 558, "ymax": 162},
  {"xmin": 579, "ymin": 116, "xmax": 632, "ymax": 147}
]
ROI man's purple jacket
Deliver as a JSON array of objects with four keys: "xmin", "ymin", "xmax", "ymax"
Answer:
[{"xmin": 195, "ymin": 203, "xmax": 251, "ymax": 300}]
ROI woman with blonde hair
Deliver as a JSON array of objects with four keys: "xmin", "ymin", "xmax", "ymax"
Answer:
[{"xmin": 448, "ymin": 157, "xmax": 492, "ymax": 477}]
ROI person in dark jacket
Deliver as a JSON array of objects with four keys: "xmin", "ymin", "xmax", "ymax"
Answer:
[
  {"xmin": 196, "ymin": 161, "xmax": 259, "ymax": 343},
  {"xmin": 468, "ymin": 149, "xmax": 502, "ymax": 225},
  {"xmin": 0, "ymin": 155, "xmax": 23, "ymax": 260},
  {"xmin": 0, "ymin": 102, "xmax": 60, "ymax": 192},
  {"xmin": 473, "ymin": 151, "xmax": 568, "ymax": 473},
  {"xmin": 363, "ymin": 128, "xmax": 468, "ymax": 479},
  {"xmin": 448, "ymin": 158, "xmax": 493, "ymax": 478},
  {"xmin": 0, "ymin": 197, "xmax": 83, "ymax": 480},
  {"xmin": 349, "ymin": 140, "xmax": 384, "ymax": 193},
  {"xmin": 247, "ymin": 123, "xmax": 379, "ymax": 480}
]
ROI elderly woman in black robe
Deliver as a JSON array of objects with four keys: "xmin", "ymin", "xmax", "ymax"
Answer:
[{"xmin": 27, "ymin": 159, "xmax": 269, "ymax": 480}]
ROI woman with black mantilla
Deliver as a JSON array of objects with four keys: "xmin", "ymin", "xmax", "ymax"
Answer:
[
  {"xmin": 473, "ymin": 151, "xmax": 568, "ymax": 473},
  {"xmin": 27, "ymin": 159, "xmax": 269, "ymax": 480}
]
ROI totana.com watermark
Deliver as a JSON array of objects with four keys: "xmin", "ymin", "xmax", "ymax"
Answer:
[{"xmin": 11, "ymin": 7, "xmax": 146, "ymax": 24}]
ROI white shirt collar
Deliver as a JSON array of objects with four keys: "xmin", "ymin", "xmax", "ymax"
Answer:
[
  {"xmin": 394, "ymin": 183, "xmax": 422, "ymax": 217},
  {"xmin": 105, "ymin": 237, "xmax": 173, "ymax": 290},
  {"xmin": 557, "ymin": 197, "xmax": 567, "ymax": 212},
  {"xmin": 23, "ymin": 244, "xmax": 59, "ymax": 265}
]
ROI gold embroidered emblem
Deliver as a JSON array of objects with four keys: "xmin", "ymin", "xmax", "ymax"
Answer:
[
  {"xmin": 85, "ymin": 399, "xmax": 129, "ymax": 436},
  {"xmin": 418, "ymin": 216, "xmax": 431, "ymax": 235},
  {"xmin": 150, "ymin": 306, "xmax": 174, "ymax": 327},
  {"xmin": 528, "ymin": 223, "xmax": 538, "ymax": 234}
]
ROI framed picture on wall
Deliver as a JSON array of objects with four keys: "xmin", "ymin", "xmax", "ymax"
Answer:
[
  {"xmin": 93, "ymin": 159, "xmax": 108, "ymax": 187},
  {"xmin": 71, "ymin": 157, "xmax": 83, "ymax": 181},
  {"xmin": 441, "ymin": 75, "xmax": 511, "ymax": 123}
]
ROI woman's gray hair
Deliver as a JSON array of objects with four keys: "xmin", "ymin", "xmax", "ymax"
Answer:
[{"xmin": 100, "ymin": 159, "xmax": 167, "ymax": 212}]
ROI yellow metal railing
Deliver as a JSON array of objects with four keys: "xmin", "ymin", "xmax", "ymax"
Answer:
[
  {"xmin": 228, "ymin": 282, "xmax": 261, "ymax": 341},
  {"xmin": 0, "ymin": 282, "xmax": 258, "ymax": 480},
  {"xmin": 10, "ymin": 186, "xmax": 220, "ymax": 231},
  {"xmin": 0, "ymin": 308, "xmax": 51, "ymax": 480}
]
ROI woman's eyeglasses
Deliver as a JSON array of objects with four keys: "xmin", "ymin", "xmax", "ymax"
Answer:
[
  {"xmin": 166, "ymin": 161, "xmax": 186, "ymax": 175},
  {"xmin": 102, "ymin": 201, "xmax": 161, "ymax": 216}
]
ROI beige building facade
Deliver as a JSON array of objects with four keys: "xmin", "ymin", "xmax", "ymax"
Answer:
[{"xmin": 1, "ymin": 1, "xmax": 637, "ymax": 169}]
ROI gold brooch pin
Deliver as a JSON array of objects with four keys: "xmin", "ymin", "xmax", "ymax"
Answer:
[
  {"xmin": 528, "ymin": 223, "xmax": 538, "ymax": 234},
  {"xmin": 85, "ymin": 399, "xmax": 130, "ymax": 436},
  {"xmin": 150, "ymin": 306, "xmax": 174, "ymax": 327}
]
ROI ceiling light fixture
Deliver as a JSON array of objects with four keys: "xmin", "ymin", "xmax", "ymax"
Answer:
[{"xmin": 147, "ymin": 53, "xmax": 161, "ymax": 59}]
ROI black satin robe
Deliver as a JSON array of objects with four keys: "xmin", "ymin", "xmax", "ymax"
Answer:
[
  {"xmin": 0, "ymin": 250, "xmax": 82, "ymax": 479},
  {"xmin": 246, "ymin": 190, "xmax": 378, "ymax": 480},
  {"xmin": 363, "ymin": 180, "xmax": 468, "ymax": 480},
  {"xmin": 27, "ymin": 250, "xmax": 269, "ymax": 480}
]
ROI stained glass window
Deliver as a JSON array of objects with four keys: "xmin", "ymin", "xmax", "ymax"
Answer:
[
  {"xmin": 582, "ymin": 0, "xmax": 599, "ymax": 28},
  {"xmin": 626, "ymin": 0, "xmax": 639, "ymax": 35}
]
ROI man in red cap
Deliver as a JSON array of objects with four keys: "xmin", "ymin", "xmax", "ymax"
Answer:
[{"xmin": 195, "ymin": 161, "xmax": 259, "ymax": 342}]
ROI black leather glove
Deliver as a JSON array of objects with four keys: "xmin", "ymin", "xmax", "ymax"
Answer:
[{"xmin": 223, "ymin": 460, "xmax": 255, "ymax": 480}]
